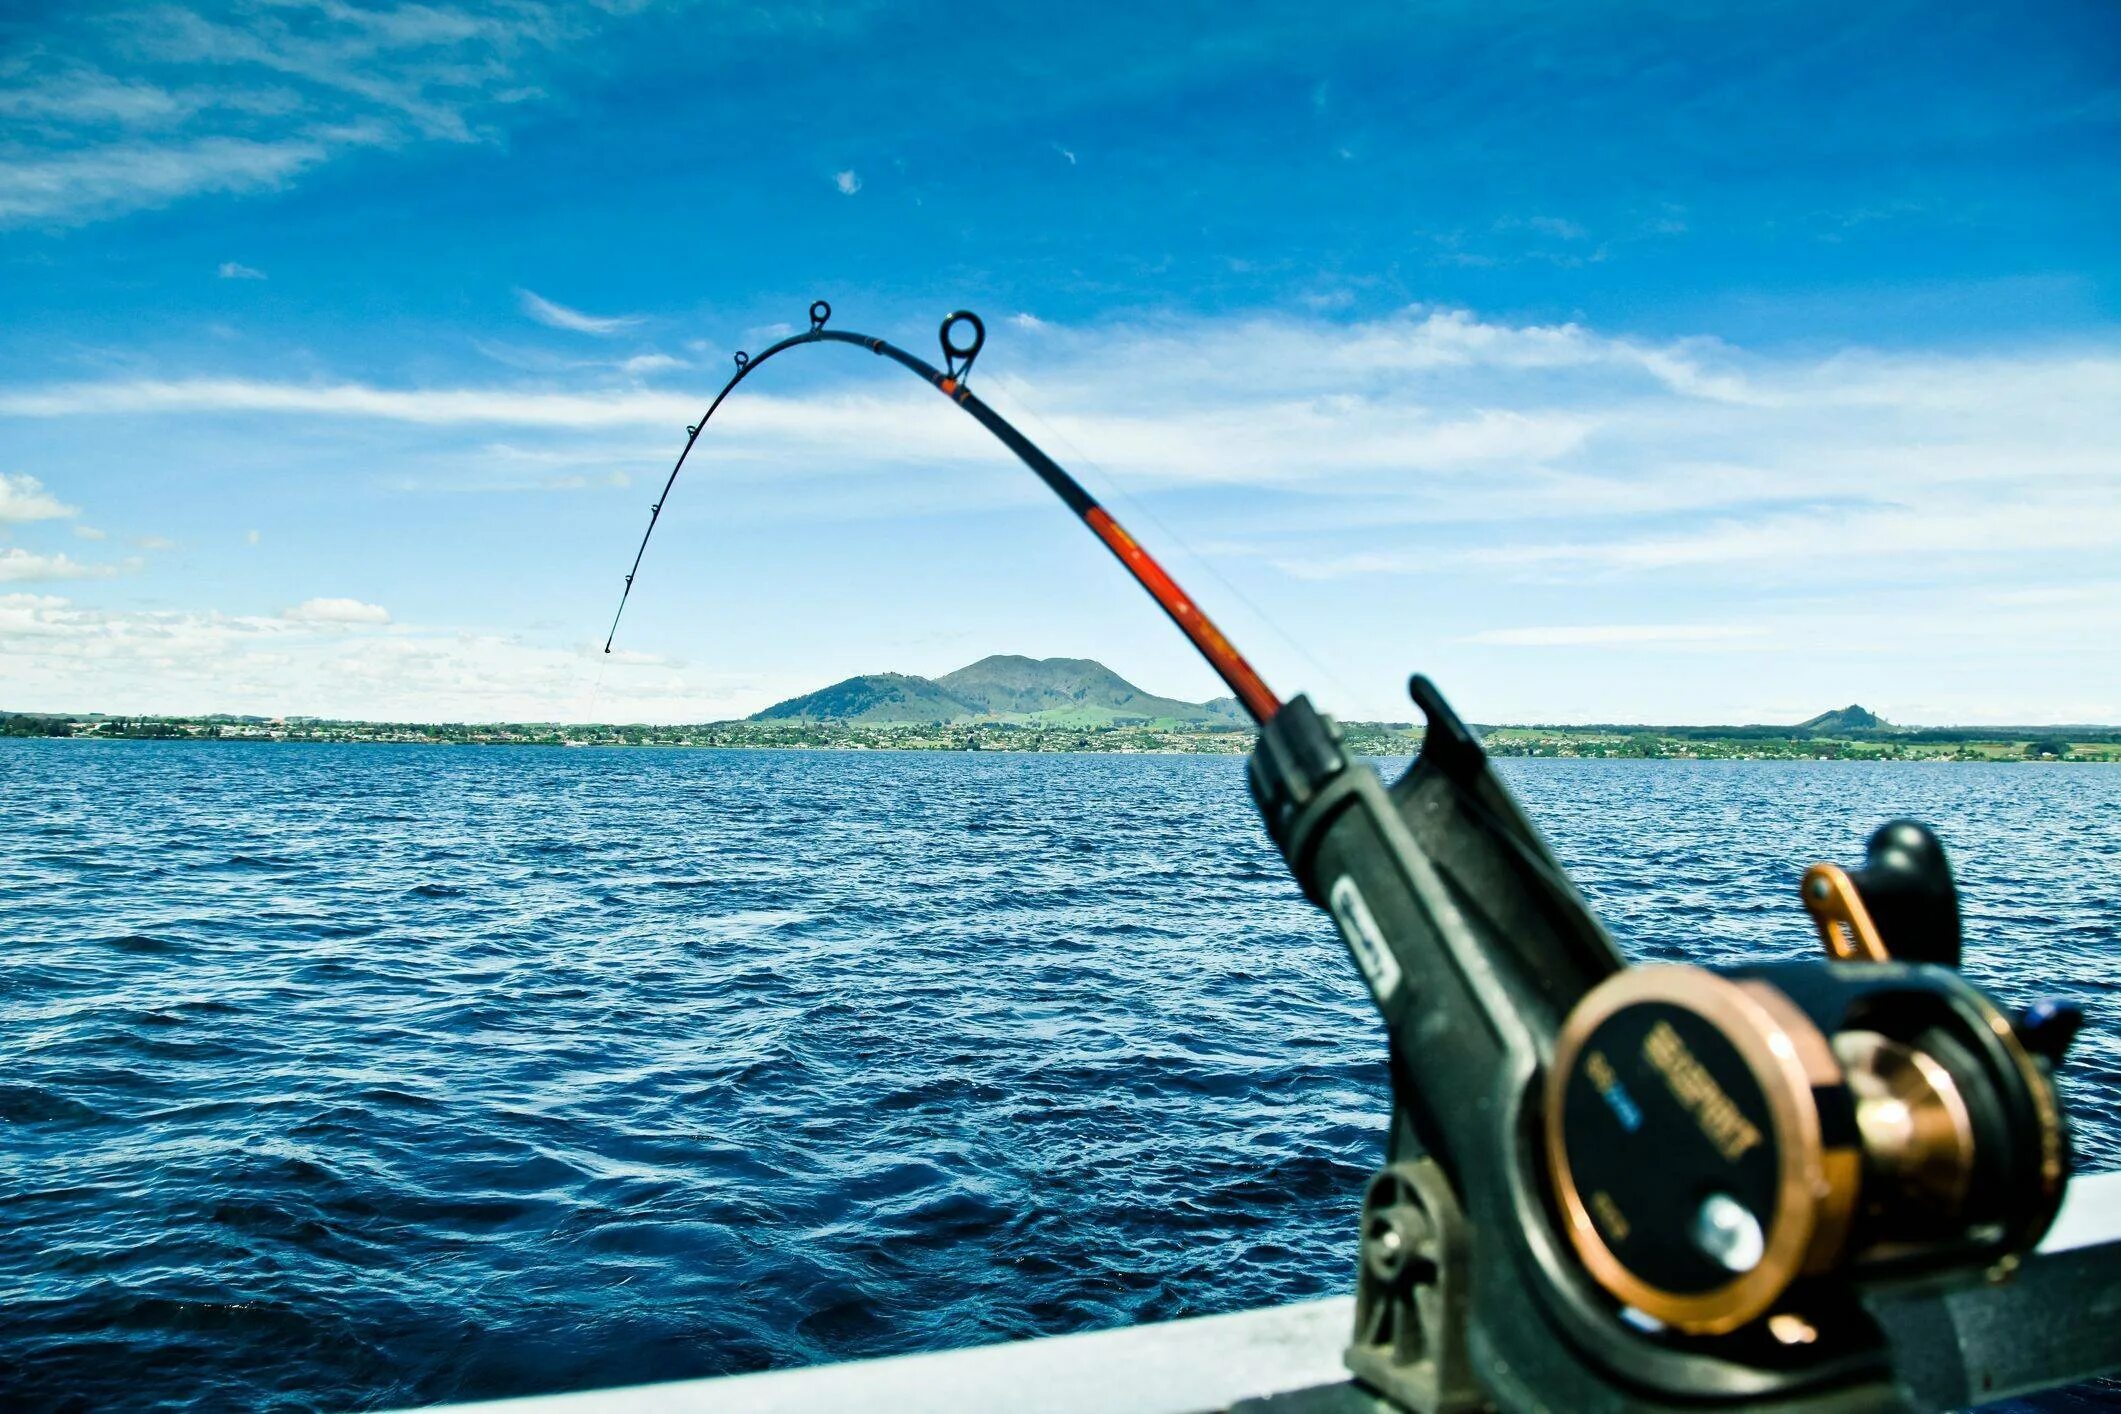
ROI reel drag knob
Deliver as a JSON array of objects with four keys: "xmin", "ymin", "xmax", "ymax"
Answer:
[{"xmin": 1544, "ymin": 966, "xmax": 1862, "ymax": 1335}]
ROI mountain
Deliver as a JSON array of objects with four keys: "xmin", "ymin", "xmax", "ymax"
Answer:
[
  {"xmin": 936, "ymin": 655, "xmax": 1246, "ymax": 727},
  {"xmin": 750, "ymin": 655, "xmax": 1246, "ymax": 727},
  {"xmin": 1797, "ymin": 704, "xmax": 1888, "ymax": 733},
  {"xmin": 748, "ymin": 672, "xmax": 978, "ymax": 725}
]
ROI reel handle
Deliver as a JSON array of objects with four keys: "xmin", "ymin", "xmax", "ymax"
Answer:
[{"xmin": 1803, "ymin": 822, "xmax": 1961, "ymax": 967}]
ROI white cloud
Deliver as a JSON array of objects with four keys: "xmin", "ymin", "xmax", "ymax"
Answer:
[
  {"xmin": 0, "ymin": 548, "xmax": 115, "ymax": 582},
  {"xmin": 4, "ymin": 304, "xmax": 2116, "ymax": 721},
  {"xmin": 0, "ymin": 593, "xmax": 771, "ymax": 722},
  {"xmin": 1458, "ymin": 624, "xmax": 1764, "ymax": 647},
  {"xmin": 619, "ymin": 353, "xmax": 686, "ymax": 377},
  {"xmin": 284, "ymin": 597, "xmax": 391, "ymax": 625},
  {"xmin": 0, "ymin": 472, "xmax": 77, "ymax": 522},
  {"xmin": 134, "ymin": 534, "xmax": 177, "ymax": 550},
  {"xmin": 7, "ymin": 308, "xmax": 2117, "ymax": 516},
  {"xmin": 73, "ymin": 525, "xmax": 107, "ymax": 540},
  {"xmin": 516, "ymin": 288, "xmax": 643, "ymax": 336},
  {"xmin": 834, "ymin": 169, "xmax": 861, "ymax": 195},
  {"xmin": 217, "ymin": 260, "xmax": 266, "ymax": 279},
  {"xmin": 246, "ymin": 529, "xmax": 261, "ymax": 545},
  {"xmin": 8, "ymin": 307, "xmax": 2118, "ymax": 537}
]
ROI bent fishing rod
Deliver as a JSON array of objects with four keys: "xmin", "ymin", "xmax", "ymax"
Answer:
[
  {"xmin": 601, "ymin": 303, "xmax": 2108, "ymax": 1413},
  {"xmin": 603, "ymin": 300, "xmax": 1280, "ymax": 725}
]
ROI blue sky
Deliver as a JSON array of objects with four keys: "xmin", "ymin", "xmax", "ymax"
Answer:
[{"xmin": 1, "ymin": 0, "xmax": 2116, "ymax": 724}]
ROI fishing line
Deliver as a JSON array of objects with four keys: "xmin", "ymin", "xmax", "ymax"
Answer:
[
  {"xmin": 602, "ymin": 301, "xmax": 1284, "ymax": 724},
  {"xmin": 576, "ymin": 649, "xmax": 610, "ymax": 732}
]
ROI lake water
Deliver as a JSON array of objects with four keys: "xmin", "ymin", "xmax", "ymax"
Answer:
[{"xmin": 1, "ymin": 742, "xmax": 2115, "ymax": 1410}]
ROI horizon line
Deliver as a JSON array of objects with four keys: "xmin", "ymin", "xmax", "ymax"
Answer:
[{"xmin": 6, "ymin": 707, "xmax": 2117, "ymax": 735}]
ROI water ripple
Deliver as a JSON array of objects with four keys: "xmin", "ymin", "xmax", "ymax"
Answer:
[{"xmin": 0, "ymin": 742, "xmax": 2113, "ymax": 1410}]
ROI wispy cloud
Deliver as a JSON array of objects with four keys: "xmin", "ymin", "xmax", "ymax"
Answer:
[
  {"xmin": 0, "ymin": 376, "xmax": 693, "ymax": 426},
  {"xmin": 0, "ymin": 472, "xmax": 78, "ymax": 523},
  {"xmin": 834, "ymin": 169, "xmax": 861, "ymax": 195},
  {"xmin": 1434, "ymin": 216, "xmax": 1612, "ymax": 268},
  {"xmin": 0, "ymin": 2, "xmax": 590, "ymax": 227},
  {"xmin": 537, "ymin": 469, "xmax": 631, "ymax": 491},
  {"xmin": 1458, "ymin": 624, "xmax": 1764, "ymax": 647},
  {"xmin": 7, "ymin": 307, "xmax": 2117, "ymax": 522},
  {"xmin": 516, "ymin": 288, "xmax": 644, "ymax": 336},
  {"xmin": 1467, "ymin": 500, "xmax": 2121, "ymax": 574},
  {"xmin": 0, "ymin": 131, "xmax": 336, "ymax": 226},
  {"xmin": 4, "ymin": 306, "xmax": 2115, "ymax": 705},
  {"xmin": 0, "ymin": 369, "xmax": 1589, "ymax": 482},
  {"xmin": 1500, "ymin": 214, "xmax": 1589, "ymax": 241},
  {"xmin": 217, "ymin": 260, "xmax": 266, "ymax": 279}
]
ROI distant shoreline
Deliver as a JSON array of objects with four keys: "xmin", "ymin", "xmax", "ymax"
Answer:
[{"xmin": 5, "ymin": 713, "xmax": 2113, "ymax": 762}]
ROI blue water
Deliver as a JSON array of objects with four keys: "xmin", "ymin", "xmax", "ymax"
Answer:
[{"xmin": 1, "ymin": 742, "xmax": 2115, "ymax": 1411}]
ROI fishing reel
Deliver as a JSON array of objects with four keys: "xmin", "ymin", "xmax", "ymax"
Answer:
[
  {"xmin": 1249, "ymin": 677, "xmax": 2087, "ymax": 1412},
  {"xmin": 1546, "ymin": 836, "xmax": 2072, "ymax": 1338}
]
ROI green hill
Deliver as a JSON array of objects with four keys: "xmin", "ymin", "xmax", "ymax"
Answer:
[
  {"xmin": 1796, "ymin": 704, "xmax": 1888, "ymax": 733},
  {"xmin": 751, "ymin": 655, "xmax": 1245, "ymax": 728},
  {"xmin": 748, "ymin": 672, "xmax": 978, "ymax": 725},
  {"xmin": 936, "ymin": 655, "xmax": 1247, "ymax": 727}
]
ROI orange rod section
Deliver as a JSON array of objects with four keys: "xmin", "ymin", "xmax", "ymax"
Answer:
[{"xmin": 1083, "ymin": 506, "xmax": 1282, "ymax": 723}]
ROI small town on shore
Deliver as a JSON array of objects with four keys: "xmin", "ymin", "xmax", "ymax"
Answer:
[
  {"xmin": 5, "ymin": 655, "xmax": 2112, "ymax": 762},
  {"xmin": 3, "ymin": 709, "xmax": 2111, "ymax": 762}
]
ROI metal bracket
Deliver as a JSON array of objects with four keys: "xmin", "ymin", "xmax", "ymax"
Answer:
[{"xmin": 1345, "ymin": 1159, "xmax": 1486, "ymax": 1413}]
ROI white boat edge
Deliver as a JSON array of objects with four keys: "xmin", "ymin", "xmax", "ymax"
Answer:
[{"xmin": 419, "ymin": 1168, "xmax": 2121, "ymax": 1414}]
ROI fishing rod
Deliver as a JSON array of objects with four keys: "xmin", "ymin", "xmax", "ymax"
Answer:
[
  {"xmin": 601, "ymin": 303, "xmax": 2108, "ymax": 1412},
  {"xmin": 603, "ymin": 300, "xmax": 1280, "ymax": 724}
]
